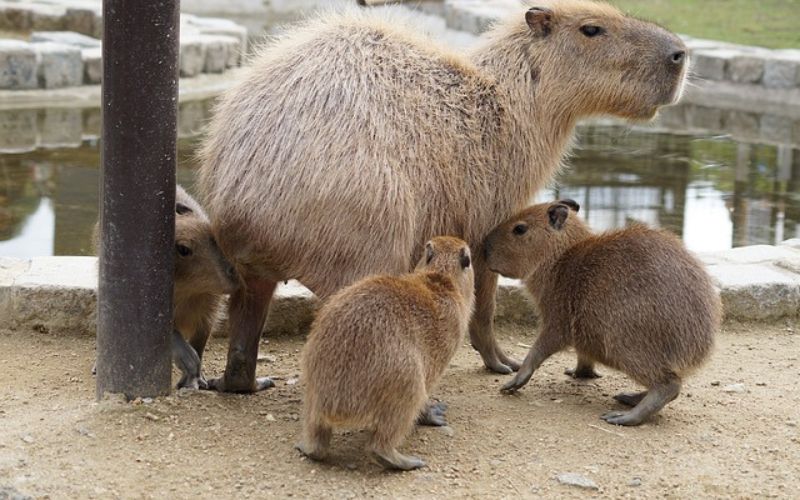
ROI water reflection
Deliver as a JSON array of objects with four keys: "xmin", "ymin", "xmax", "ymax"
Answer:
[{"xmin": 0, "ymin": 125, "xmax": 798, "ymax": 256}]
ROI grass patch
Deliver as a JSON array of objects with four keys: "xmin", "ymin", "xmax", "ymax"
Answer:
[{"xmin": 609, "ymin": 0, "xmax": 800, "ymax": 49}]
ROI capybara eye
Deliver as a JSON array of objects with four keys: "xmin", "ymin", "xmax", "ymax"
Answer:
[
  {"xmin": 176, "ymin": 203, "xmax": 193, "ymax": 215},
  {"xmin": 580, "ymin": 25, "xmax": 604, "ymax": 37},
  {"xmin": 512, "ymin": 224, "xmax": 528, "ymax": 236},
  {"xmin": 176, "ymin": 244, "xmax": 193, "ymax": 257}
]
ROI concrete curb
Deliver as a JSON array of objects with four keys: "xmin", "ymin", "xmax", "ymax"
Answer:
[{"xmin": 2, "ymin": 242, "xmax": 800, "ymax": 337}]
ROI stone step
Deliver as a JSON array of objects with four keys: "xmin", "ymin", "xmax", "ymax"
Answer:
[{"xmin": 2, "ymin": 241, "xmax": 799, "ymax": 337}]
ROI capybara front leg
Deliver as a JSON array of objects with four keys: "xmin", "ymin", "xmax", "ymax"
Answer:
[
  {"xmin": 564, "ymin": 353, "xmax": 601, "ymax": 379},
  {"xmin": 205, "ymin": 279, "xmax": 277, "ymax": 393},
  {"xmin": 172, "ymin": 329, "xmax": 204, "ymax": 390},
  {"xmin": 469, "ymin": 262, "xmax": 520, "ymax": 374},
  {"xmin": 501, "ymin": 324, "xmax": 565, "ymax": 393},
  {"xmin": 416, "ymin": 399, "xmax": 448, "ymax": 427},
  {"xmin": 602, "ymin": 376, "xmax": 681, "ymax": 426}
]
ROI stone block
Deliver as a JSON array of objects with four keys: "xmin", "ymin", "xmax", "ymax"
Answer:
[
  {"xmin": 64, "ymin": 7, "xmax": 101, "ymax": 38},
  {"xmin": 706, "ymin": 263, "xmax": 800, "ymax": 320},
  {"xmin": 724, "ymin": 110, "xmax": 760, "ymax": 140},
  {"xmin": 31, "ymin": 31, "xmax": 101, "ymax": 49},
  {"xmin": 656, "ymin": 104, "xmax": 687, "ymax": 129},
  {"xmin": 82, "ymin": 107, "xmax": 101, "ymax": 139},
  {"xmin": 0, "ymin": 40, "xmax": 37, "ymax": 90},
  {"xmin": 727, "ymin": 55, "xmax": 764, "ymax": 84},
  {"xmin": 201, "ymin": 35, "xmax": 237, "ymax": 73},
  {"xmin": 0, "ymin": 257, "xmax": 98, "ymax": 336},
  {"xmin": 0, "ymin": 108, "xmax": 37, "ymax": 153},
  {"xmin": 187, "ymin": 16, "xmax": 248, "ymax": 59},
  {"xmin": 763, "ymin": 58, "xmax": 800, "ymax": 89},
  {"xmin": 179, "ymin": 36, "xmax": 205, "ymax": 77},
  {"xmin": 29, "ymin": 3, "xmax": 66, "ymax": 30},
  {"xmin": 688, "ymin": 105, "xmax": 723, "ymax": 131},
  {"xmin": 775, "ymin": 256, "xmax": 800, "ymax": 275},
  {"xmin": 702, "ymin": 244, "xmax": 800, "ymax": 265},
  {"xmin": 177, "ymin": 100, "xmax": 207, "ymax": 138},
  {"xmin": 691, "ymin": 51, "xmax": 734, "ymax": 81},
  {"xmin": 760, "ymin": 114, "xmax": 793, "ymax": 144},
  {"xmin": 443, "ymin": 0, "xmax": 515, "ymax": 34},
  {"xmin": 33, "ymin": 42, "xmax": 83, "ymax": 89},
  {"xmin": 0, "ymin": 2, "xmax": 32, "ymax": 30},
  {"xmin": 38, "ymin": 108, "xmax": 82, "ymax": 148},
  {"xmin": 780, "ymin": 238, "xmax": 800, "ymax": 250},
  {"xmin": 263, "ymin": 281, "xmax": 318, "ymax": 337},
  {"xmin": 495, "ymin": 278, "xmax": 538, "ymax": 326},
  {"xmin": 81, "ymin": 46, "xmax": 101, "ymax": 84}
]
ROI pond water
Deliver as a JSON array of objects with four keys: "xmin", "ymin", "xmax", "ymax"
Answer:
[{"xmin": 1, "ymin": 102, "xmax": 798, "ymax": 257}]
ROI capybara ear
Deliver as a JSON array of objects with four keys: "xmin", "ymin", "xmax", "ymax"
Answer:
[
  {"xmin": 459, "ymin": 247, "xmax": 471, "ymax": 269},
  {"xmin": 425, "ymin": 241, "xmax": 435, "ymax": 264},
  {"xmin": 176, "ymin": 203, "xmax": 193, "ymax": 215},
  {"xmin": 525, "ymin": 7, "xmax": 553, "ymax": 36},
  {"xmin": 547, "ymin": 204, "xmax": 569, "ymax": 230},
  {"xmin": 559, "ymin": 199, "xmax": 580, "ymax": 213}
]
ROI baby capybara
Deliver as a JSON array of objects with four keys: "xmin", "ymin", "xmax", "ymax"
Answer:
[
  {"xmin": 484, "ymin": 200, "xmax": 719, "ymax": 426},
  {"xmin": 93, "ymin": 186, "xmax": 239, "ymax": 389},
  {"xmin": 296, "ymin": 236, "xmax": 475, "ymax": 470}
]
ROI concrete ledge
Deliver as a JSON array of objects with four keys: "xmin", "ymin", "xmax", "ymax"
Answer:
[{"xmin": 2, "ymin": 242, "xmax": 800, "ymax": 337}]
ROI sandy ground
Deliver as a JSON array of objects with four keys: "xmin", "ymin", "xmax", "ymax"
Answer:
[{"xmin": 1, "ymin": 321, "xmax": 799, "ymax": 499}]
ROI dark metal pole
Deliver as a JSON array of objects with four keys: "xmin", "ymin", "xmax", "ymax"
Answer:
[{"xmin": 97, "ymin": 0, "xmax": 180, "ymax": 399}]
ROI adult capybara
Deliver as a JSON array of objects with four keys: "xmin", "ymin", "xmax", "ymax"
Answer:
[
  {"xmin": 484, "ymin": 200, "xmax": 719, "ymax": 425},
  {"xmin": 93, "ymin": 186, "xmax": 239, "ymax": 389},
  {"xmin": 198, "ymin": 0, "xmax": 689, "ymax": 392},
  {"xmin": 296, "ymin": 236, "xmax": 474, "ymax": 470}
]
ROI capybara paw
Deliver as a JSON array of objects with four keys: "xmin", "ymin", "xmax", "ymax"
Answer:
[
  {"xmin": 564, "ymin": 367, "xmax": 602, "ymax": 379},
  {"xmin": 417, "ymin": 401, "xmax": 448, "ymax": 427},
  {"xmin": 484, "ymin": 358, "xmax": 514, "ymax": 375},
  {"xmin": 498, "ymin": 353, "xmax": 522, "ymax": 372},
  {"xmin": 295, "ymin": 442, "xmax": 326, "ymax": 461},
  {"xmin": 373, "ymin": 451, "xmax": 426, "ymax": 471},
  {"xmin": 176, "ymin": 373, "xmax": 208, "ymax": 390},
  {"xmin": 500, "ymin": 377, "xmax": 525, "ymax": 394},
  {"xmin": 601, "ymin": 410, "xmax": 644, "ymax": 426},
  {"xmin": 255, "ymin": 376, "xmax": 275, "ymax": 391},
  {"xmin": 612, "ymin": 391, "xmax": 647, "ymax": 407}
]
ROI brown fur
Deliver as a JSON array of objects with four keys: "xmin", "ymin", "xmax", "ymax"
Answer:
[
  {"xmin": 485, "ymin": 200, "xmax": 720, "ymax": 424},
  {"xmin": 297, "ymin": 237, "xmax": 475, "ymax": 470},
  {"xmin": 197, "ymin": 0, "xmax": 689, "ymax": 389},
  {"xmin": 93, "ymin": 186, "xmax": 238, "ymax": 388}
]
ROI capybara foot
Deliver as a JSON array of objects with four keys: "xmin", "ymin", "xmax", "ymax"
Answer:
[
  {"xmin": 564, "ymin": 366, "xmax": 601, "ymax": 379},
  {"xmin": 203, "ymin": 375, "xmax": 274, "ymax": 393},
  {"xmin": 497, "ymin": 349, "xmax": 521, "ymax": 372},
  {"xmin": 295, "ymin": 441, "xmax": 327, "ymax": 462},
  {"xmin": 176, "ymin": 373, "xmax": 208, "ymax": 390},
  {"xmin": 417, "ymin": 400, "xmax": 448, "ymax": 427},
  {"xmin": 603, "ymin": 379, "xmax": 680, "ymax": 426},
  {"xmin": 613, "ymin": 391, "xmax": 647, "ymax": 407},
  {"xmin": 372, "ymin": 449, "xmax": 426, "ymax": 471},
  {"xmin": 500, "ymin": 366, "xmax": 534, "ymax": 393}
]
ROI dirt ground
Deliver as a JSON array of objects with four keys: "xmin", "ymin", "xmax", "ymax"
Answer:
[{"xmin": 1, "ymin": 320, "xmax": 799, "ymax": 499}]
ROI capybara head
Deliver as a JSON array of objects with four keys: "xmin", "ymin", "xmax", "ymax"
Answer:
[
  {"xmin": 514, "ymin": 0, "xmax": 688, "ymax": 120},
  {"xmin": 416, "ymin": 236, "xmax": 475, "ymax": 299},
  {"xmin": 174, "ymin": 186, "xmax": 239, "ymax": 296},
  {"xmin": 484, "ymin": 199, "xmax": 589, "ymax": 279}
]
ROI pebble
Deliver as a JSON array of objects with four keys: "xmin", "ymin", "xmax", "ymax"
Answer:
[
  {"xmin": 144, "ymin": 412, "xmax": 160, "ymax": 421},
  {"xmin": 266, "ymin": 414, "xmax": 276, "ymax": 422},
  {"xmin": 439, "ymin": 426, "xmax": 455, "ymax": 437},
  {"xmin": 556, "ymin": 473, "xmax": 598, "ymax": 490},
  {"xmin": 629, "ymin": 477, "xmax": 642, "ymax": 487},
  {"xmin": 710, "ymin": 381, "xmax": 720, "ymax": 386},
  {"xmin": 75, "ymin": 426, "xmax": 95, "ymax": 438},
  {"xmin": 257, "ymin": 354, "xmax": 277, "ymax": 363},
  {"xmin": 722, "ymin": 383, "xmax": 746, "ymax": 393},
  {"xmin": 20, "ymin": 435, "xmax": 34, "ymax": 444},
  {"xmin": 142, "ymin": 397, "xmax": 154, "ymax": 404},
  {"xmin": 286, "ymin": 378, "xmax": 299, "ymax": 386}
]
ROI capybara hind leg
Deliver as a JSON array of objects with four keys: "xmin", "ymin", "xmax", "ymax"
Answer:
[
  {"xmin": 416, "ymin": 400, "xmax": 448, "ymax": 427},
  {"xmin": 602, "ymin": 377, "xmax": 681, "ymax": 426},
  {"xmin": 565, "ymin": 353, "xmax": 601, "ymax": 379},
  {"xmin": 613, "ymin": 391, "xmax": 648, "ymax": 407},
  {"xmin": 470, "ymin": 264, "xmax": 520, "ymax": 374},
  {"xmin": 295, "ymin": 422, "xmax": 332, "ymax": 461},
  {"xmin": 369, "ymin": 406, "xmax": 424, "ymax": 471},
  {"xmin": 501, "ymin": 323, "xmax": 565, "ymax": 393},
  {"xmin": 206, "ymin": 278, "xmax": 277, "ymax": 393}
]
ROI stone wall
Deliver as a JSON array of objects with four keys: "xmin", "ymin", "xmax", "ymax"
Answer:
[{"xmin": 0, "ymin": 0, "xmax": 247, "ymax": 90}]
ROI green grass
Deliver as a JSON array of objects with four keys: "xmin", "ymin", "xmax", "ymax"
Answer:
[{"xmin": 608, "ymin": 0, "xmax": 800, "ymax": 49}]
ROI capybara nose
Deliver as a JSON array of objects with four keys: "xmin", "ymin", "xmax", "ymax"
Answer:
[{"xmin": 670, "ymin": 50, "xmax": 686, "ymax": 65}]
